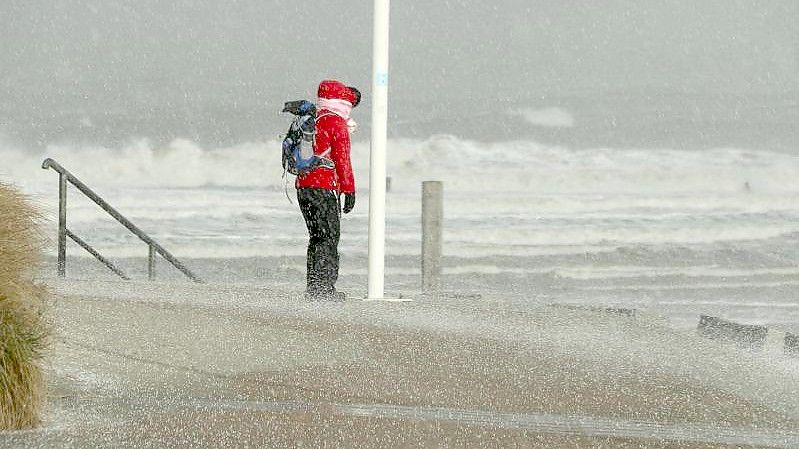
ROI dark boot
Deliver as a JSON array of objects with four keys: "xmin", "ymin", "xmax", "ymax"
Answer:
[{"xmin": 304, "ymin": 289, "xmax": 346, "ymax": 302}]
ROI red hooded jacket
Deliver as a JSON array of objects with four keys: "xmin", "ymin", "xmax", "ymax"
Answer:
[{"xmin": 295, "ymin": 80, "xmax": 357, "ymax": 194}]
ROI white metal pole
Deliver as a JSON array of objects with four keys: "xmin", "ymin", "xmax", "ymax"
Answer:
[{"xmin": 367, "ymin": 0, "xmax": 390, "ymax": 299}]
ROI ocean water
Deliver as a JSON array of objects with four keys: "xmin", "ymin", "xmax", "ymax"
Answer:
[{"xmin": 4, "ymin": 133, "xmax": 799, "ymax": 331}]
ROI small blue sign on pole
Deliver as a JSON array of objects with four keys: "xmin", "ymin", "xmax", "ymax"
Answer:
[{"xmin": 376, "ymin": 72, "xmax": 389, "ymax": 86}]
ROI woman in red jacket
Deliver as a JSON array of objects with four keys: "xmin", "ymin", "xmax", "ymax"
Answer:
[{"xmin": 297, "ymin": 79, "xmax": 360, "ymax": 301}]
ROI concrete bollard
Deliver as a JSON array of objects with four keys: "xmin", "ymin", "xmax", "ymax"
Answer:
[
  {"xmin": 422, "ymin": 181, "xmax": 443, "ymax": 292},
  {"xmin": 697, "ymin": 315, "xmax": 768, "ymax": 349},
  {"xmin": 764, "ymin": 328, "xmax": 787, "ymax": 353}
]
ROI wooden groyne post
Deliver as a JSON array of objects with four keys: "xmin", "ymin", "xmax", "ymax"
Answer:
[{"xmin": 422, "ymin": 181, "xmax": 443, "ymax": 293}]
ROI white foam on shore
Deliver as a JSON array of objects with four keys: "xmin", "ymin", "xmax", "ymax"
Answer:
[{"xmin": 5, "ymin": 136, "xmax": 799, "ymax": 265}]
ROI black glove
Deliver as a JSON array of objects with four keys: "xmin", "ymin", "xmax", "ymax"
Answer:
[{"xmin": 342, "ymin": 193, "xmax": 356, "ymax": 214}]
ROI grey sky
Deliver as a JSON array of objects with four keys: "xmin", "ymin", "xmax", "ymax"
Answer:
[{"xmin": 1, "ymin": 0, "xmax": 797, "ymax": 147}]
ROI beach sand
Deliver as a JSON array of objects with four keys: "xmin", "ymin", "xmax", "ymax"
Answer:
[{"xmin": 2, "ymin": 279, "xmax": 798, "ymax": 448}]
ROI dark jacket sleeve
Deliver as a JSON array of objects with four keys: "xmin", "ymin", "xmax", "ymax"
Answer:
[{"xmin": 330, "ymin": 118, "xmax": 355, "ymax": 194}]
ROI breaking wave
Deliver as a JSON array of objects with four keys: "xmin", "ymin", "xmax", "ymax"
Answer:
[{"xmin": 3, "ymin": 135, "xmax": 799, "ymax": 196}]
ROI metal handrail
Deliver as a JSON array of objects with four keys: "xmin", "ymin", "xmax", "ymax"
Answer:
[{"xmin": 41, "ymin": 158, "xmax": 203, "ymax": 283}]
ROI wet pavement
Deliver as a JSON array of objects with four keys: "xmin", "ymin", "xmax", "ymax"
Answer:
[{"xmin": 1, "ymin": 279, "xmax": 798, "ymax": 448}]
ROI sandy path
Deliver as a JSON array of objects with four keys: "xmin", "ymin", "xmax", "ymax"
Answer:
[{"xmin": 2, "ymin": 280, "xmax": 797, "ymax": 448}]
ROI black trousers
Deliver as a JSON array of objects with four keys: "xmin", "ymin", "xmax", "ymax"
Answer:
[{"xmin": 297, "ymin": 188, "xmax": 340, "ymax": 294}]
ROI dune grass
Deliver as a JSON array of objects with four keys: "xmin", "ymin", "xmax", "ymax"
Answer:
[{"xmin": 0, "ymin": 183, "xmax": 48, "ymax": 430}]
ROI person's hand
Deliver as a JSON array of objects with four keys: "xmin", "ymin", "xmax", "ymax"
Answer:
[{"xmin": 342, "ymin": 193, "xmax": 356, "ymax": 214}]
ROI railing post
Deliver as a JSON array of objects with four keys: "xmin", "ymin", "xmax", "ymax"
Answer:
[
  {"xmin": 148, "ymin": 245, "xmax": 156, "ymax": 281},
  {"xmin": 422, "ymin": 181, "xmax": 443, "ymax": 293},
  {"xmin": 58, "ymin": 173, "xmax": 67, "ymax": 277},
  {"xmin": 42, "ymin": 158, "xmax": 203, "ymax": 283}
]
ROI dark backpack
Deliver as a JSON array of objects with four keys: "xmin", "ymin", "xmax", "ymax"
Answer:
[{"xmin": 281, "ymin": 100, "xmax": 334, "ymax": 176}]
